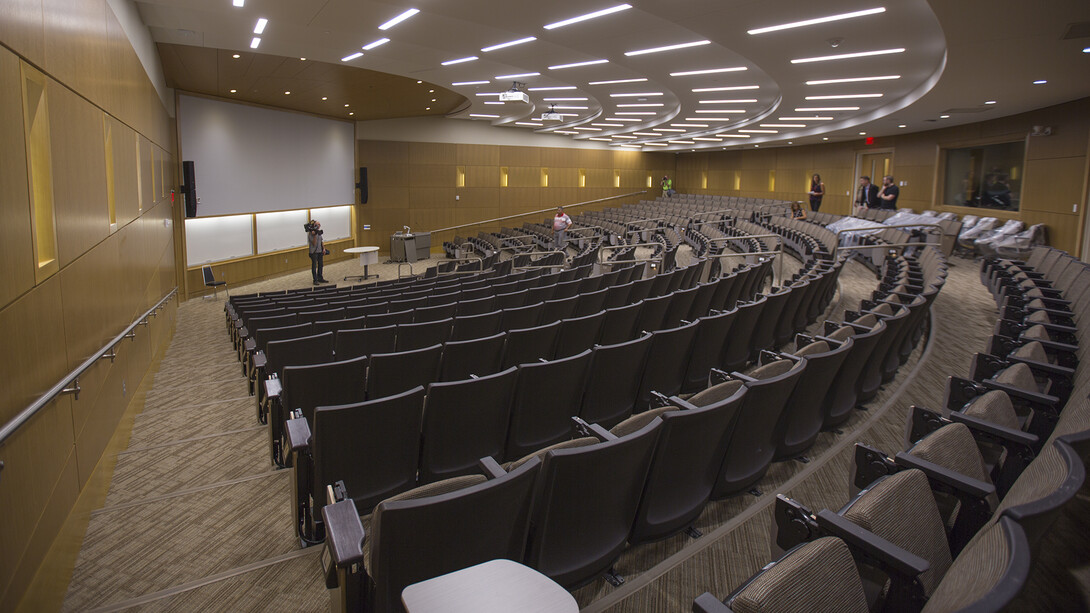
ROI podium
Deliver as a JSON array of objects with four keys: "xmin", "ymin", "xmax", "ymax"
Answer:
[{"xmin": 391, "ymin": 232, "xmax": 432, "ymax": 263}]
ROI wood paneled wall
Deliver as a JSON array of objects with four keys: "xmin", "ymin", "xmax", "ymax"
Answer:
[
  {"xmin": 0, "ymin": 0, "xmax": 176, "ymax": 608},
  {"xmin": 357, "ymin": 140, "xmax": 675, "ymax": 251},
  {"xmin": 183, "ymin": 238, "xmax": 355, "ymax": 300},
  {"xmin": 675, "ymin": 98, "xmax": 1090, "ymax": 255}
]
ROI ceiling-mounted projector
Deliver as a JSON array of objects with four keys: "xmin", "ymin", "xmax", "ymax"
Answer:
[
  {"xmin": 541, "ymin": 111, "xmax": 562, "ymax": 120},
  {"xmin": 499, "ymin": 90, "xmax": 529, "ymax": 103}
]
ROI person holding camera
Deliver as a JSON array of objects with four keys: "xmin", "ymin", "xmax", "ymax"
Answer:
[{"xmin": 306, "ymin": 220, "xmax": 328, "ymax": 284}]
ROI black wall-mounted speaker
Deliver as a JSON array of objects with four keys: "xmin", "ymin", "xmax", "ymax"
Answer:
[
  {"xmin": 181, "ymin": 160, "xmax": 197, "ymax": 217},
  {"xmin": 357, "ymin": 167, "xmax": 368, "ymax": 204}
]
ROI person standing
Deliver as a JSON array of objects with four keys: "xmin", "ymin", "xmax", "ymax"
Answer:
[
  {"xmin": 553, "ymin": 206, "xmax": 572, "ymax": 251},
  {"xmin": 878, "ymin": 175, "xmax": 899, "ymax": 210},
  {"xmin": 808, "ymin": 174, "xmax": 825, "ymax": 212},
  {"xmin": 307, "ymin": 220, "xmax": 327, "ymax": 284},
  {"xmin": 661, "ymin": 175, "xmax": 676, "ymax": 198},
  {"xmin": 856, "ymin": 176, "xmax": 879, "ymax": 211}
]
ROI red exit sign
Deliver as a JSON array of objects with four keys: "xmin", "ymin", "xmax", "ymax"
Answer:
[{"xmin": 865, "ymin": 136, "xmax": 875, "ymax": 145}]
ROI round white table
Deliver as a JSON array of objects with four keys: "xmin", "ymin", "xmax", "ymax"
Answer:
[
  {"xmin": 401, "ymin": 559, "xmax": 578, "ymax": 613},
  {"xmin": 343, "ymin": 246, "xmax": 380, "ymax": 281}
]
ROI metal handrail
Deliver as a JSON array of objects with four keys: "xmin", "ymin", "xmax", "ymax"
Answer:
[
  {"xmin": 597, "ymin": 242, "xmax": 667, "ymax": 268},
  {"xmin": 833, "ymin": 223, "xmax": 944, "ymax": 261},
  {"xmin": 0, "ymin": 288, "xmax": 179, "ymax": 457},
  {"xmin": 435, "ymin": 255, "xmax": 485, "ymax": 276},
  {"xmin": 708, "ymin": 247, "xmax": 785, "ymax": 286},
  {"xmin": 512, "ymin": 249, "xmax": 568, "ymax": 271},
  {"xmin": 835, "ymin": 241, "xmax": 943, "ymax": 261},
  {"xmin": 428, "ymin": 191, "xmax": 648, "ymax": 236}
]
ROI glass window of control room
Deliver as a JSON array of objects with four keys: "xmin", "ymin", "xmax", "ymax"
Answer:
[{"xmin": 942, "ymin": 141, "xmax": 1024, "ymax": 211}]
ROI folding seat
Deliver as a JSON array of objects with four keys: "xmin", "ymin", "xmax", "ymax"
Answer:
[
  {"xmin": 773, "ymin": 335, "xmax": 854, "ymax": 460},
  {"xmin": 346, "ymin": 301, "xmax": 389, "ymax": 319},
  {"xmin": 551, "ymin": 278, "xmax": 583, "ymax": 300},
  {"xmin": 772, "ymin": 278, "xmax": 811, "ymax": 348},
  {"xmin": 747, "ymin": 286, "xmax": 792, "ymax": 358},
  {"xmin": 601, "ymin": 281, "xmax": 634, "ymax": 310},
  {"xmin": 648, "ymin": 270, "xmax": 674, "ymax": 297},
  {"xmin": 413, "ymin": 302, "xmax": 457, "ymax": 323},
  {"xmin": 256, "ymin": 332, "xmax": 335, "ymax": 423},
  {"xmin": 286, "ymin": 386, "xmax": 426, "ymax": 544},
  {"xmin": 847, "ymin": 304, "xmax": 910, "ymax": 403},
  {"xmin": 622, "ymin": 381, "xmax": 747, "ymax": 544},
  {"xmin": 333, "ymin": 325, "xmax": 397, "ymax": 360},
  {"xmin": 722, "ymin": 267, "xmax": 751, "ymax": 311},
  {"xmin": 269, "ymin": 355, "xmax": 367, "ymax": 467},
  {"xmin": 704, "ymin": 356, "xmax": 806, "ymax": 497},
  {"xmin": 237, "ymin": 312, "xmax": 296, "ymax": 353},
  {"xmin": 366, "ymin": 344, "xmax": 442, "ymax": 400},
  {"xmin": 502, "ymin": 320, "xmax": 561, "ymax": 368},
  {"xmin": 458, "ymin": 286, "xmax": 493, "ymax": 302},
  {"xmin": 311, "ymin": 315, "xmax": 366, "ymax": 336},
  {"xmin": 553, "ymin": 311, "xmax": 605, "ymax": 359},
  {"xmin": 437, "ymin": 332, "xmax": 506, "ymax": 382},
  {"xmin": 686, "ymin": 280, "xmax": 718, "ymax": 321},
  {"xmin": 454, "ymin": 294, "xmax": 495, "ymax": 316},
  {"xmin": 719, "ymin": 295, "xmax": 767, "ymax": 372},
  {"xmin": 664, "ymin": 267, "xmax": 686, "ymax": 293},
  {"xmin": 504, "ymin": 349, "xmax": 593, "ymax": 460},
  {"xmin": 635, "ymin": 320, "xmax": 700, "ymax": 410},
  {"xmin": 540, "ymin": 295, "xmax": 578, "ymax": 323},
  {"xmin": 449, "ymin": 310, "xmax": 502, "ymax": 341},
  {"xmin": 426, "ymin": 290, "xmax": 460, "ymax": 306},
  {"xmin": 634, "ymin": 292, "xmax": 673, "ymax": 333},
  {"xmin": 819, "ymin": 317, "xmax": 888, "ymax": 428},
  {"xmin": 297, "ymin": 307, "xmax": 345, "ymax": 324},
  {"xmin": 626, "ymin": 276, "xmax": 656, "ymax": 303},
  {"xmin": 366, "ymin": 309, "xmax": 414, "ymax": 328},
  {"xmin": 659, "ymin": 285, "xmax": 698, "ymax": 328},
  {"xmin": 525, "ymin": 283, "xmax": 557, "ymax": 305},
  {"xmin": 680, "ymin": 308, "xmax": 740, "ymax": 394},
  {"xmin": 419, "ymin": 367, "xmax": 520, "ymax": 483},
  {"xmin": 534, "ymin": 270, "xmax": 563, "ymax": 287},
  {"xmin": 619, "ymin": 262, "xmax": 646, "ymax": 284},
  {"xmin": 395, "ymin": 318, "xmax": 453, "ymax": 352},
  {"xmin": 494, "ymin": 290, "xmax": 526, "ymax": 310},
  {"xmin": 579, "ymin": 274, "xmax": 605, "ymax": 294},
  {"xmin": 388, "ymin": 296, "xmax": 428, "ymax": 312},
  {"xmin": 578, "ymin": 334, "xmax": 653, "ymax": 429},
  {"xmin": 500, "ymin": 301, "xmax": 544, "ymax": 331},
  {"xmin": 321, "ymin": 458, "xmax": 542, "ymax": 613},
  {"xmin": 598, "ymin": 300, "xmax": 643, "ymax": 345},
  {"xmin": 945, "ymin": 368, "xmax": 1063, "ymax": 436},
  {"xmin": 242, "ymin": 321, "xmax": 310, "ymax": 379}
]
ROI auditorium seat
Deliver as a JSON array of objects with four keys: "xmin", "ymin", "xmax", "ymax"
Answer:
[
  {"xmin": 599, "ymin": 300, "xmax": 643, "ymax": 345},
  {"xmin": 505, "ymin": 349, "xmax": 593, "ymax": 460},
  {"xmin": 333, "ymin": 325, "xmax": 397, "ymax": 361},
  {"xmin": 256, "ymin": 332, "xmax": 335, "ymax": 423},
  {"xmin": 773, "ymin": 336, "xmax": 854, "ymax": 461},
  {"xmin": 500, "ymin": 301, "xmax": 544, "ymax": 331},
  {"xmin": 454, "ymin": 295, "xmax": 496, "ymax": 316},
  {"xmin": 502, "ymin": 321, "xmax": 561, "ymax": 368},
  {"xmin": 395, "ymin": 318, "xmax": 453, "ymax": 352},
  {"xmin": 366, "ymin": 309, "xmax": 414, "ymax": 328},
  {"xmin": 681, "ymin": 307, "xmax": 739, "ymax": 394},
  {"xmin": 366, "ymin": 344, "xmax": 442, "ymax": 400},
  {"xmin": 819, "ymin": 318, "xmax": 888, "ymax": 428},
  {"xmin": 553, "ymin": 311, "xmax": 605, "ymax": 359},
  {"xmin": 413, "ymin": 302, "xmax": 457, "ymax": 323},
  {"xmin": 719, "ymin": 295, "xmax": 767, "ymax": 372},
  {"xmin": 437, "ymin": 332, "xmax": 506, "ymax": 382},
  {"xmin": 579, "ymin": 334, "xmax": 653, "ymax": 429}
]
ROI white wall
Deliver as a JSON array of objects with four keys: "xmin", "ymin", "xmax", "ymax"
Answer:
[
  {"xmin": 356, "ymin": 116, "xmax": 618, "ymax": 150},
  {"xmin": 178, "ymin": 95, "xmax": 356, "ymax": 216},
  {"xmin": 106, "ymin": 0, "xmax": 171, "ymax": 111}
]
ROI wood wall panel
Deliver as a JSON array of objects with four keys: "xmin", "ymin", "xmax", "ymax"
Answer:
[
  {"xmin": 1022, "ymin": 157, "xmax": 1086, "ymax": 214},
  {"xmin": 109, "ymin": 117, "xmax": 140, "ymax": 226},
  {"xmin": 456, "ymin": 143, "xmax": 499, "ymax": 166},
  {"xmin": 0, "ymin": 0, "xmax": 45, "ymax": 66},
  {"xmin": 464, "ymin": 165, "xmax": 498, "ymax": 188},
  {"xmin": 408, "ymin": 141, "xmax": 455, "ymax": 165},
  {"xmin": 0, "ymin": 49, "xmax": 35, "ymax": 307},
  {"xmin": 368, "ymin": 163, "xmax": 411, "ymax": 188},
  {"xmin": 48, "ymin": 80, "xmax": 109, "ymax": 268},
  {"xmin": 41, "ymin": 0, "xmax": 109, "ymax": 110},
  {"xmin": 359, "ymin": 139, "xmax": 408, "ymax": 164},
  {"xmin": 456, "ymin": 187, "xmax": 499, "ymax": 207},
  {"xmin": 409, "ymin": 164, "xmax": 456, "ymax": 188}
]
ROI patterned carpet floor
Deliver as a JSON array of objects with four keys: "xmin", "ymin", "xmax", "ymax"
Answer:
[{"xmin": 56, "ymin": 250, "xmax": 1087, "ymax": 612}]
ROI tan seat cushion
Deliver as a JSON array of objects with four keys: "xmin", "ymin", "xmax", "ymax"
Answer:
[
  {"xmin": 963, "ymin": 391, "xmax": 1021, "ymax": 430},
  {"xmin": 730, "ymin": 537, "xmax": 869, "ymax": 613}
]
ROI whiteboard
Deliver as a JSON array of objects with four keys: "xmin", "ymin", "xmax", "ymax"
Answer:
[
  {"xmin": 178, "ymin": 95, "xmax": 356, "ymax": 216},
  {"xmin": 309, "ymin": 206, "xmax": 352, "ymax": 241},
  {"xmin": 256, "ymin": 210, "xmax": 310, "ymax": 254},
  {"xmin": 185, "ymin": 215, "xmax": 253, "ymax": 266}
]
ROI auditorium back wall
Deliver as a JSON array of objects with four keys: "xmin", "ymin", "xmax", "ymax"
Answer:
[{"xmin": 0, "ymin": 0, "xmax": 176, "ymax": 609}]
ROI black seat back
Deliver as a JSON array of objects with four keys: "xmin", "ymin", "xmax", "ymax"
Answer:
[
  {"xmin": 282, "ymin": 355, "xmax": 368, "ymax": 425},
  {"xmin": 572, "ymin": 287, "xmax": 609, "ymax": 318},
  {"xmin": 579, "ymin": 334, "xmax": 653, "ymax": 429},
  {"xmin": 265, "ymin": 332, "xmax": 335, "ymax": 377},
  {"xmin": 334, "ymin": 325, "xmax": 397, "ymax": 360},
  {"xmin": 449, "ymin": 310, "xmax": 502, "ymax": 341},
  {"xmin": 395, "ymin": 318, "xmax": 454, "ymax": 352},
  {"xmin": 821, "ymin": 319, "xmax": 888, "ymax": 428},
  {"xmin": 502, "ymin": 321, "xmax": 561, "ymax": 368},
  {"xmin": 774, "ymin": 337, "xmax": 854, "ymax": 459},
  {"xmin": 749, "ymin": 287, "xmax": 792, "ymax": 358},
  {"xmin": 635, "ymin": 321, "xmax": 700, "ymax": 410},
  {"xmin": 553, "ymin": 311, "xmax": 606, "ymax": 359},
  {"xmin": 599, "ymin": 300, "xmax": 643, "ymax": 345},
  {"xmin": 720, "ymin": 295, "xmax": 767, "ymax": 372},
  {"xmin": 500, "ymin": 301, "xmax": 544, "ymax": 331},
  {"xmin": 366, "ymin": 344, "xmax": 443, "ymax": 399},
  {"xmin": 635, "ymin": 293, "xmax": 673, "ymax": 333},
  {"xmin": 419, "ymin": 367, "xmax": 520, "ymax": 483},
  {"xmin": 682, "ymin": 308, "xmax": 739, "ymax": 394},
  {"xmin": 438, "ymin": 331, "xmax": 506, "ymax": 382},
  {"xmin": 505, "ymin": 349, "xmax": 593, "ymax": 460}
]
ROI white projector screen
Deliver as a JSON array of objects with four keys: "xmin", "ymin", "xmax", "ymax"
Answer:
[{"xmin": 178, "ymin": 94, "xmax": 355, "ymax": 216}]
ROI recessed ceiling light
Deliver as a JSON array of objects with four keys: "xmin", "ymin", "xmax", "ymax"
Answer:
[
  {"xmin": 321, "ymin": 96, "xmax": 327, "ymax": 100},
  {"xmin": 795, "ymin": 106, "xmax": 859, "ymax": 111},
  {"xmin": 588, "ymin": 137, "xmax": 612, "ymax": 141},
  {"xmin": 806, "ymin": 75, "xmax": 900, "ymax": 85},
  {"xmin": 344, "ymin": 104, "xmax": 350, "ymax": 107},
  {"xmin": 229, "ymin": 89, "xmax": 237, "ymax": 93},
  {"xmin": 615, "ymin": 111, "xmax": 656, "ymax": 115},
  {"xmin": 787, "ymin": 141, "xmax": 793, "ymax": 144},
  {"xmin": 692, "ymin": 85, "xmax": 760, "ymax": 92},
  {"xmin": 528, "ymin": 86, "xmax": 578, "ymax": 91},
  {"xmin": 754, "ymin": 145, "xmax": 759, "ymax": 148},
  {"xmin": 604, "ymin": 117, "xmax": 642, "ymax": 122},
  {"xmin": 232, "ymin": 0, "xmax": 243, "ymax": 6},
  {"xmin": 780, "ymin": 116, "xmax": 834, "ymax": 120},
  {"xmin": 693, "ymin": 109, "xmax": 746, "ymax": 114},
  {"xmin": 483, "ymin": 101, "xmax": 504, "ymax": 105},
  {"xmin": 760, "ymin": 123, "xmax": 806, "ymax": 128},
  {"xmin": 544, "ymin": 4, "xmax": 632, "ymax": 30},
  {"xmin": 719, "ymin": 134, "xmax": 751, "ymax": 138},
  {"xmin": 1032, "ymin": 79, "xmax": 1047, "ymax": 85},
  {"xmin": 625, "ymin": 40, "xmax": 710, "ymax": 56},
  {"xmin": 363, "ymin": 38, "xmax": 390, "ymax": 50},
  {"xmin": 643, "ymin": 142, "xmax": 669, "ymax": 146},
  {"xmin": 791, "ymin": 48, "xmax": 905, "ymax": 64},
  {"xmin": 254, "ymin": 18, "xmax": 268, "ymax": 34},
  {"xmin": 670, "ymin": 67, "xmax": 747, "ymax": 77},
  {"xmin": 668, "ymin": 140, "xmax": 696, "ymax": 144},
  {"xmin": 612, "ymin": 135, "xmax": 637, "ymax": 139},
  {"xmin": 588, "ymin": 78, "xmax": 647, "ymax": 85},
  {"xmin": 898, "ymin": 124, "xmax": 906, "ymax": 128},
  {"xmin": 699, "ymin": 99, "xmax": 757, "ymax": 104},
  {"xmin": 822, "ymin": 137, "xmax": 829, "ymax": 140},
  {"xmin": 631, "ymin": 132, "xmax": 659, "ymax": 136},
  {"xmin": 425, "ymin": 107, "xmax": 431, "ymax": 110},
  {"xmin": 672, "ymin": 123, "xmax": 708, "ymax": 127},
  {"xmin": 739, "ymin": 129, "xmax": 777, "ymax": 133},
  {"xmin": 858, "ymin": 131, "xmax": 866, "ymax": 135},
  {"xmin": 482, "ymin": 37, "xmax": 537, "ymax": 52},
  {"xmin": 747, "ymin": 7, "xmax": 886, "ymax": 35},
  {"xmin": 573, "ymin": 127, "xmax": 602, "ymax": 131},
  {"xmin": 592, "ymin": 123, "xmax": 624, "ymax": 127},
  {"xmin": 284, "ymin": 90, "xmax": 290, "ymax": 95},
  {"xmin": 554, "ymin": 130, "xmax": 578, "ymax": 135},
  {"xmin": 250, "ymin": 37, "xmax": 261, "ymax": 49},
  {"xmin": 341, "ymin": 52, "xmax": 363, "ymax": 62},
  {"xmin": 442, "ymin": 56, "xmax": 479, "ymax": 66},
  {"xmin": 417, "ymin": 80, "xmax": 423, "ymax": 84},
  {"xmin": 300, "ymin": 57, "xmax": 306, "ymax": 61},
  {"xmin": 349, "ymin": 112, "xmax": 354, "ymax": 116},
  {"xmin": 553, "ymin": 105, "xmax": 589, "ymax": 109},
  {"xmin": 379, "ymin": 8, "xmax": 419, "ymax": 30},
  {"xmin": 689, "ymin": 117, "xmax": 736, "ymax": 122},
  {"xmin": 610, "ymin": 92, "xmax": 663, "ymax": 97},
  {"xmin": 544, "ymin": 97, "xmax": 588, "ymax": 101},
  {"xmin": 429, "ymin": 89, "xmax": 434, "ymax": 93},
  {"xmin": 516, "ymin": 122, "xmax": 542, "ymax": 126},
  {"xmin": 452, "ymin": 80, "xmax": 490, "ymax": 86},
  {"xmin": 617, "ymin": 103, "xmax": 663, "ymax": 107},
  {"xmin": 549, "ymin": 59, "xmax": 609, "ymax": 70},
  {"xmin": 469, "ymin": 114, "xmax": 499, "ymax": 118},
  {"xmin": 474, "ymin": 93, "xmax": 501, "ymax": 96},
  {"xmin": 805, "ymin": 94, "xmax": 883, "ymax": 100},
  {"xmin": 232, "ymin": 54, "xmax": 240, "ymax": 59},
  {"xmin": 984, "ymin": 100, "xmax": 996, "ymax": 105},
  {"xmin": 431, "ymin": 98, "xmax": 436, "ymax": 102},
  {"xmin": 940, "ymin": 114, "xmax": 950, "ymax": 118},
  {"xmin": 1083, "ymin": 47, "xmax": 1090, "ymax": 53},
  {"xmin": 654, "ymin": 128, "xmax": 685, "ymax": 132}
]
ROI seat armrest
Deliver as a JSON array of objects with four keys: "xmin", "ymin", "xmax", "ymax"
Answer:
[
  {"xmin": 285, "ymin": 416, "xmax": 312, "ymax": 451},
  {"xmin": 948, "ymin": 411, "xmax": 1039, "ymax": 450},
  {"xmin": 692, "ymin": 593, "xmax": 732, "ymax": 613},
  {"xmin": 253, "ymin": 351, "xmax": 267, "ymax": 371},
  {"xmin": 668, "ymin": 395, "xmax": 700, "ymax": 410},
  {"xmin": 980, "ymin": 379, "xmax": 1059, "ymax": 409},
  {"xmin": 322, "ymin": 499, "xmax": 365, "ymax": 568},
  {"xmin": 244, "ymin": 337, "xmax": 257, "ymax": 353},
  {"xmin": 1006, "ymin": 355, "xmax": 1075, "ymax": 379},
  {"xmin": 477, "ymin": 456, "xmax": 507, "ymax": 479},
  {"xmin": 815, "ymin": 510, "xmax": 930, "ymax": 578},
  {"xmin": 264, "ymin": 377, "xmax": 282, "ymax": 400},
  {"xmin": 572, "ymin": 416, "xmax": 615, "ymax": 441},
  {"xmin": 729, "ymin": 371, "xmax": 758, "ymax": 383},
  {"xmin": 893, "ymin": 452, "xmax": 996, "ymax": 499}
]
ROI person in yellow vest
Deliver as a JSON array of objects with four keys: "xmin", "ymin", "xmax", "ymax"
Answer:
[{"xmin": 661, "ymin": 175, "xmax": 676, "ymax": 197}]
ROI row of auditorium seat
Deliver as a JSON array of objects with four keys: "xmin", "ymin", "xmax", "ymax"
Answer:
[
  {"xmin": 694, "ymin": 244, "xmax": 1088, "ymax": 612},
  {"xmin": 306, "ymin": 225, "xmax": 948, "ymax": 611}
]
